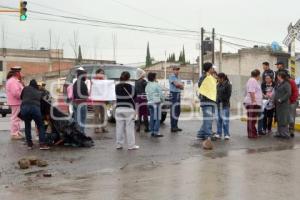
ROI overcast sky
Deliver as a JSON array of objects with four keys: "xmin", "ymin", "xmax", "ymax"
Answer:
[{"xmin": 0, "ymin": 0, "xmax": 299, "ymax": 65}]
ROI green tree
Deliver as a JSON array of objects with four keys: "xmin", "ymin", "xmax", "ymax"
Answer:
[
  {"xmin": 146, "ymin": 42, "xmax": 152, "ymax": 67},
  {"xmin": 167, "ymin": 53, "xmax": 176, "ymax": 62},
  {"xmin": 182, "ymin": 46, "xmax": 186, "ymax": 64},
  {"xmin": 172, "ymin": 53, "xmax": 176, "ymax": 62},
  {"xmin": 178, "ymin": 46, "xmax": 186, "ymax": 64}
]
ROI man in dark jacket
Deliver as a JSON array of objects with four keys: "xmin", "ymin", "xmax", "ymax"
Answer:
[
  {"xmin": 20, "ymin": 79, "xmax": 49, "ymax": 150},
  {"xmin": 135, "ymin": 69, "xmax": 149, "ymax": 133},
  {"xmin": 262, "ymin": 62, "xmax": 274, "ymax": 82},
  {"xmin": 275, "ymin": 61, "xmax": 290, "ymax": 83},
  {"xmin": 73, "ymin": 69, "xmax": 89, "ymax": 134}
]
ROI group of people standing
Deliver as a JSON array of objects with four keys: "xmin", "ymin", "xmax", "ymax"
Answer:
[
  {"xmin": 69, "ymin": 66, "xmax": 185, "ymax": 150},
  {"xmin": 244, "ymin": 61, "xmax": 299, "ymax": 139},
  {"xmin": 114, "ymin": 66, "xmax": 185, "ymax": 150},
  {"xmin": 5, "ymin": 61, "xmax": 298, "ymax": 151}
]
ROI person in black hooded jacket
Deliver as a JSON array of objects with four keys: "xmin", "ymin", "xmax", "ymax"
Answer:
[
  {"xmin": 20, "ymin": 79, "xmax": 50, "ymax": 150},
  {"xmin": 215, "ymin": 73, "xmax": 232, "ymax": 140}
]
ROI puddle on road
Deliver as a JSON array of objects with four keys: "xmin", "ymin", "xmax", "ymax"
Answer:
[{"xmin": 203, "ymin": 144, "xmax": 300, "ymax": 159}]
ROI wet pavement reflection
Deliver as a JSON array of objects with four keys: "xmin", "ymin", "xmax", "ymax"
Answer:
[{"xmin": 1, "ymin": 119, "xmax": 300, "ymax": 199}]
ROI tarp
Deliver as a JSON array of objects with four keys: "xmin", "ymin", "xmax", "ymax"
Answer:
[
  {"xmin": 198, "ymin": 75, "xmax": 217, "ymax": 102},
  {"xmin": 42, "ymin": 98, "xmax": 94, "ymax": 148}
]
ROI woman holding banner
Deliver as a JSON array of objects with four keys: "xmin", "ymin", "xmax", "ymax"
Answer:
[{"xmin": 92, "ymin": 69, "xmax": 108, "ymax": 133}]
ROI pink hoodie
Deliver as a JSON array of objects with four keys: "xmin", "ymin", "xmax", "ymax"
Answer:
[{"xmin": 5, "ymin": 77, "xmax": 24, "ymax": 106}]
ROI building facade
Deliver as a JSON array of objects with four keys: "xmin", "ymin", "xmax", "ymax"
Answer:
[
  {"xmin": 0, "ymin": 48, "xmax": 115, "ymax": 86},
  {"xmin": 208, "ymin": 47, "xmax": 291, "ymax": 76}
]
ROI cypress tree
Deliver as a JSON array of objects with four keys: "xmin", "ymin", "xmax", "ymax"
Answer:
[
  {"xmin": 146, "ymin": 42, "xmax": 152, "ymax": 67},
  {"xmin": 182, "ymin": 46, "xmax": 186, "ymax": 64},
  {"xmin": 77, "ymin": 45, "xmax": 83, "ymax": 64}
]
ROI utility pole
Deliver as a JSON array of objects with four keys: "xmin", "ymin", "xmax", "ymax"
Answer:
[
  {"xmin": 288, "ymin": 39, "xmax": 296, "ymax": 79},
  {"xmin": 112, "ymin": 33, "xmax": 117, "ymax": 62},
  {"xmin": 283, "ymin": 20, "xmax": 300, "ymax": 79},
  {"xmin": 49, "ymin": 29, "xmax": 52, "ymax": 50},
  {"xmin": 219, "ymin": 37, "xmax": 223, "ymax": 72},
  {"xmin": 212, "ymin": 28, "xmax": 215, "ymax": 64},
  {"xmin": 200, "ymin": 27, "xmax": 204, "ymax": 77},
  {"xmin": 1, "ymin": 24, "xmax": 5, "ymax": 49},
  {"xmin": 164, "ymin": 50, "xmax": 167, "ymax": 87}
]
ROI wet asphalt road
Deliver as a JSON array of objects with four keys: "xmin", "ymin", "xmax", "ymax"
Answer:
[{"xmin": 1, "ymin": 114, "xmax": 300, "ymax": 200}]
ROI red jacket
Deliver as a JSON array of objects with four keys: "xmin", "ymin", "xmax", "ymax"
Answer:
[{"xmin": 289, "ymin": 79, "xmax": 299, "ymax": 104}]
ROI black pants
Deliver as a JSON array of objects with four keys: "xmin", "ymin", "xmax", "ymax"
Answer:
[{"xmin": 263, "ymin": 108, "xmax": 274, "ymax": 131}]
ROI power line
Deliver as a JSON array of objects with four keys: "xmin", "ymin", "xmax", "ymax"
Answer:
[
  {"xmin": 0, "ymin": 4, "xmax": 283, "ymax": 48},
  {"xmin": 106, "ymin": 0, "xmax": 186, "ymax": 29},
  {"xmin": 215, "ymin": 32, "xmax": 269, "ymax": 45},
  {"xmin": 1, "ymin": 14, "xmax": 199, "ymax": 41},
  {"xmin": 0, "ymin": 4, "xmax": 200, "ymax": 36}
]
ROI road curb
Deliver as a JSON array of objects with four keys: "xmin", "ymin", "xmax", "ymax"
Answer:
[{"xmin": 240, "ymin": 117, "xmax": 300, "ymax": 132}]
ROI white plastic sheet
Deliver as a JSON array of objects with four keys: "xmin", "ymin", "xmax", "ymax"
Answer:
[{"xmin": 90, "ymin": 80, "xmax": 116, "ymax": 101}]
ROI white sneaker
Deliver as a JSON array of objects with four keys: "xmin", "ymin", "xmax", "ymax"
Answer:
[
  {"xmin": 224, "ymin": 136, "xmax": 230, "ymax": 140},
  {"xmin": 214, "ymin": 134, "xmax": 221, "ymax": 139},
  {"xmin": 128, "ymin": 145, "xmax": 140, "ymax": 150},
  {"xmin": 116, "ymin": 145, "xmax": 123, "ymax": 150}
]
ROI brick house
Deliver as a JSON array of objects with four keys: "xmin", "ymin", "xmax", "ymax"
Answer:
[{"xmin": 0, "ymin": 48, "xmax": 115, "ymax": 87}]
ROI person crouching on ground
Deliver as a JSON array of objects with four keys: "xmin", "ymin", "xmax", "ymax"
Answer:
[
  {"xmin": 145, "ymin": 72, "xmax": 164, "ymax": 138},
  {"xmin": 261, "ymin": 75, "xmax": 275, "ymax": 134},
  {"xmin": 20, "ymin": 80, "xmax": 50, "ymax": 150},
  {"xmin": 73, "ymin": 69, "xmax": 89, "ymax": 134},
  {"xmin": 197, "ymin": 62, "xmax": 217, "ymax": 149},
  {"xmin": 273, "ymin": 71, "xmax": 291, "ymax": 139},
  {"xmin": 93, "ymin": 68, "xmax": 108, "ymax": 133},
  {"xmin": 244, "ymin": 69, "xmax": 263, "ymax": 139},
  {"xmin": 215, "ymin": 73, "xmax": 232, "ymax": 140},
  {"xmin": 115, "ymin": 71, "xmax": 139, "ymax": 150},
  {"xmin": 135, "ymin": 69, "xmax": 150, "ymax": 133}
]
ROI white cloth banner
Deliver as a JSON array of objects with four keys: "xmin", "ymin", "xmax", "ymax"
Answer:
[{"xmin": 90, "ymin": 80, "xmax": 116, "ymax": 101}]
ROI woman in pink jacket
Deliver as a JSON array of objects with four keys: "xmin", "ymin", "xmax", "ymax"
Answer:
[{"xmin": 5, "ymin": 67, "xmax": 24, "ymax": 140}]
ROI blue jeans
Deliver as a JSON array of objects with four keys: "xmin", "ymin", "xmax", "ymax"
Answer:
[
  {"xmin": 198, "ymin": 105, "xmax": 215, "ymax": 139},
  {"xmin": 170, "ymin": 92, "xmax": 181, "ymax": 129},
  {"xmin": 149, "ymin": 103, "xmax": 161, "ymax": 135},
  {"xmin": 217, "ymin": 107, "xmax": 230, "ymax": 136},
  {"xmin": 257, "ymin": 108, "xmax": 264, "ymax": 133},
  {"xmin": 21, "ymin": 104, "xmax": 46, "ymax": 145},
  {"xmin": 73, "ymin": 103, "xmax": 87, "ymax": 134}
]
